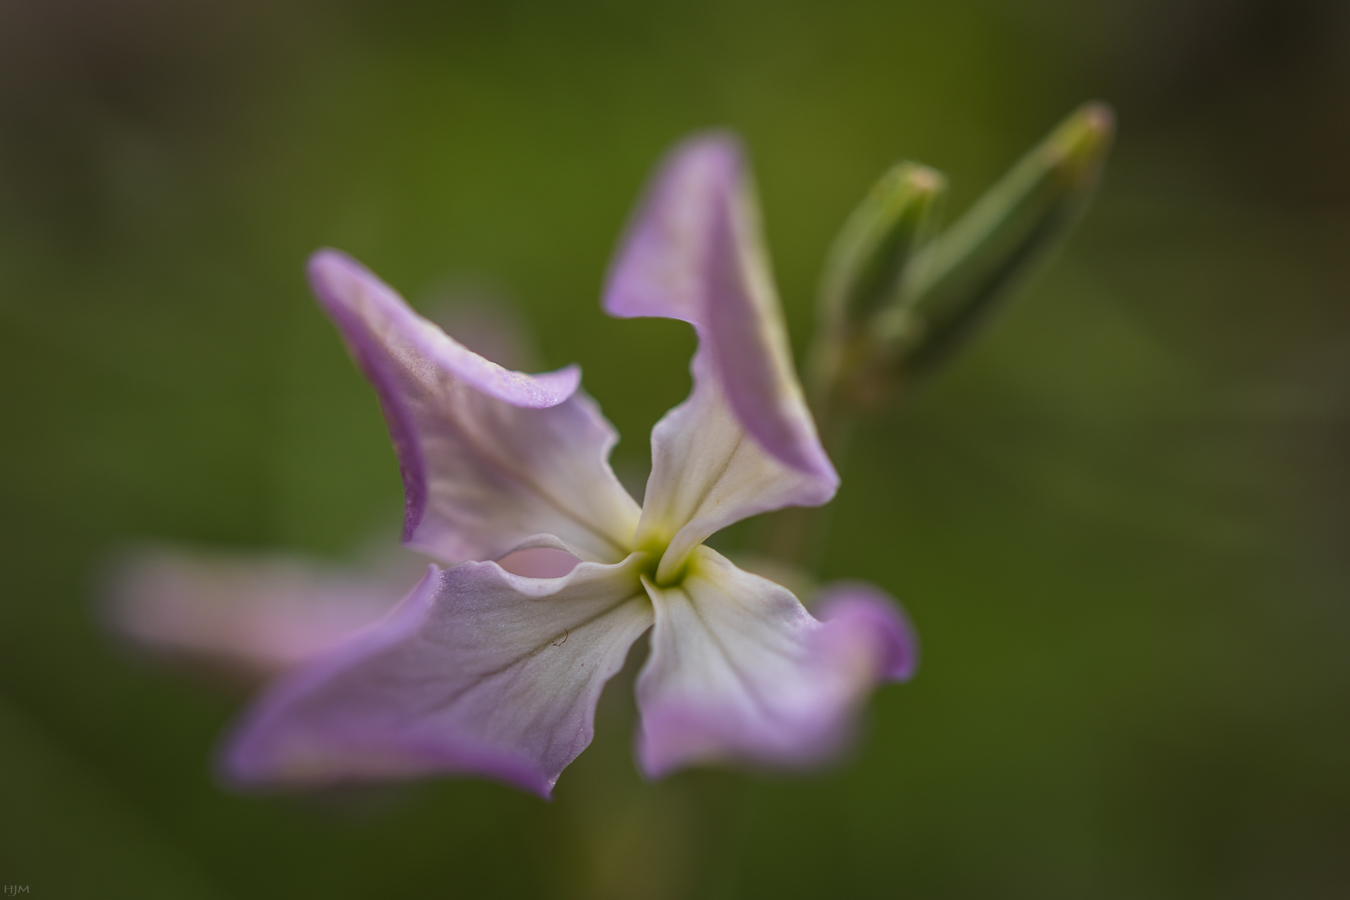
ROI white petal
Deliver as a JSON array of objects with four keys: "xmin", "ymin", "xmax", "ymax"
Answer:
[
  {"xmin": 635, "ymin": 547, "xmax": 906, "ymax": 778},
  {"xmin": 604, "ymin": 136, "xmax": 836, "ymax": 580},
  {"xmin": 311, "ymin": 249, "xmax": 640, "ymax": 565},
  {"xmin": 223, "ymin": 555, "xmax": 653, "ymax": 798}
]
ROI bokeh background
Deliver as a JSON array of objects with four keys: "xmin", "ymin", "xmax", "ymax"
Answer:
[{"xmin": 2, "ymin": 0, "xmax": 1348, "ymax": 896}]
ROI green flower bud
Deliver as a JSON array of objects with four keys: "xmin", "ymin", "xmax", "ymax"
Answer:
[
  {"xmin": 809, "ymin": 162, "xmax": 945, "ymax": 411},
  {"xmin": 820, "ymin": 162, "xmax": 946, "ymax": 333},
  {"xmin": 878, "ymin": 101, "xmax": 1115, "ymax": 386}
]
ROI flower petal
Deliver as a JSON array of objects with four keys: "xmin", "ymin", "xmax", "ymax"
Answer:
[
  {"xmin": 634, "ymin": 548, "xmax": 911, "ymax": 778},
  {"xmin": 102, "ymin": 546, "xmax": 416, "ymax": 681},
  {"xmin": 311, "ymin": 249, "xmax": 640, "ymax": 565},
  {"xmin": 222, "ymin": 555, "xmax": 654, "ymax": 798},
  {"xmin": 603, "ymin": 135, "xmax": 837, "ymax": 579},
  {"xmin": 811, "ymin": 581, "xmax": 920, "ymax": 683}
]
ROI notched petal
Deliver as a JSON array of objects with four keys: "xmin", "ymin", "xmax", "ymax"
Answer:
[
  {"xmin": 604, "ymin": 134, "xmax": 741, "ymax": 324},
  {"xmin": 603, "ymin": 137, "xmax": 837, "ymax": 575},
  {"xmin": 634, "ymin": 548, "xmax": 910, "ymax": 779},
  {"xmin": 221, "ymin": 555, "xmax": 654, "ymax": 798},
  {"xmin": 312, "ymin": 249, "xmax": 579, "ymax": 409},
  {"xmin": 310, "ymin": 250, "xmax": 640, "ymax": 565}
]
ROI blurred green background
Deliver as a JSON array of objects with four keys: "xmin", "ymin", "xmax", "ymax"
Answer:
[{"xmin": 2, "ymin": 0, "xmax": 1348, "ymax": 896}]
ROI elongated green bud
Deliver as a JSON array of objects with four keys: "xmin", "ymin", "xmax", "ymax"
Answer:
[
  {"xmin": 809, "ymin": 163, "xmax": 945, "ymax": 410},
  {"xmin": 820, "ymin": 162, "xmax": 946, "ymax": 333},
  {"xmin": 878, "ymin": 101, "xmax": 1115, "ymax": 383}
]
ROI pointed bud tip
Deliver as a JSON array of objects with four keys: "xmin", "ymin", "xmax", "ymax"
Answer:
[
  {"xmin": 906, "ymin": 165, "xmax": 946, "ymax": 196},
  {"xmin": 1045, "ymin": 101, "xmax": 1115, "ymax": 183},
  {"xmin": 1079, "ymin": 101, "xmax": 1116, "ymax": 138},
  {"xmin": 875, "ymin": 161, "xmax": 946, "ymax": 199}
]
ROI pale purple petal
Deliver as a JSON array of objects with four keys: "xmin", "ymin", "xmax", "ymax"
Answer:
[
  {"xmin": 102, "ymin": 547, "xmax": 418, "ymax": 681},
  {"xmin": 222, "ymin": 555, "xmax": 653, "ymax": 798},
  {"xmin": 424, "ymin": 296, "xmax": 537, "ymax": 372},
  {"xmin": 635, "ymin": 548, "xmax": 912, "ymax": 778},
  {"xmin": 310, "ymin": 249, "xmax": 640, "ymax": 565},
  {"xmin": 812, "ymin": 581, "xmax": 919, "ymax": 683},
  {"xmin": 604, "ymin": 135, "xmax": 734, "ymax": 323},
  {"xmin": 603, "ymin": 136, "xmax": 837, "ymax": 578}
]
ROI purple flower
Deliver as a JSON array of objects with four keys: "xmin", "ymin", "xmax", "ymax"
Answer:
[{"xmin": 222, "ymin": 134, "xmax": 917, "ymax": 798}]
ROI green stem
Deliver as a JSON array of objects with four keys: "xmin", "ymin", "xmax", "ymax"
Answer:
[{"xmin": 552, "ymin": 652, "xmax": 751, "ymax": 899}]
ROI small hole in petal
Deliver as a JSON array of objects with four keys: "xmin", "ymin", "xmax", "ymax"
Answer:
[{"xmin": 496, "ymin": 548, "xmax": 580, "ymax": 578}]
